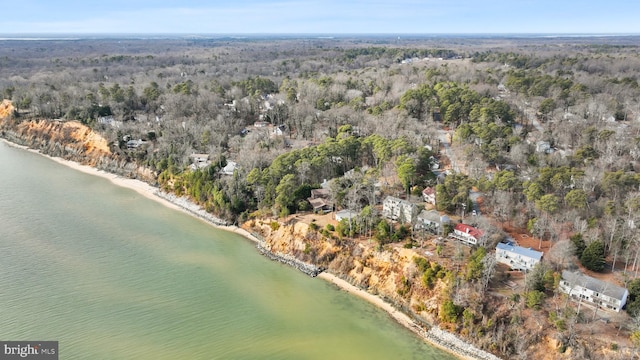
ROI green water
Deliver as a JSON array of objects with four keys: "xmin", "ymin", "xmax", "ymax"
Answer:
[{"xmin": 0, "ymin": 142, "xmax": 454, "ymax": 360}]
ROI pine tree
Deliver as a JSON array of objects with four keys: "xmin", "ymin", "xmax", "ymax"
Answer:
[{"xmin": 580, "ymin": 240, "xmax": 605, "ymax": 272}]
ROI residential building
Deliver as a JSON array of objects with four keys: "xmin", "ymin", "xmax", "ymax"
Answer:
[
  {"xmin": 559, "ymin": 270, "xmax": 629, "ymax": 313},
  {"xmin": 189, "ymin": 153, "xmax": 211, "ymax": 170},
  {"xmin": 450, "ymin": 223, "xmax": 484, "ymax": 245},
  {"xmin": 126, "ymin": 139, "xmax": 146, "ymax": 150},
  {"xmin": 272, "ymin": 124, "xmax": 287, "ymax": 136},
  {"xmin": 382, "ymin": 196, "xmax": 418, "ymax": 224},
  {"xmin": 310, "ymin": 188, "xmax": 331, "ymax": 199},
  {"xmin": 495, "ymin": 243, "xmax": 543, "ymax": 271},
  {"xmin": 422, "ymin": 187, "xmax": 436, "ymax": 205},
  {"xmin": 536, "ymin": 141, "xmax": 553, "ymax": 154},
  {"xmin": 220, "ymin": 161, "xmax": 238, "ymax": 175},
  {"xmin": 415, "ymin": 210, "xmax": 449, "ymax": 235},
  {"xmin": 308, "ymin": 187, "xmax": 333, "ymax": 213}
]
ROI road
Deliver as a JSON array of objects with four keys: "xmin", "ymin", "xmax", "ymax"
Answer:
[{"xmin": 436, "ymin": 129, "xmax": 459, "ymax": 173}]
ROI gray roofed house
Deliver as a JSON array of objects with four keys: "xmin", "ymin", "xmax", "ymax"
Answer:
[
  {"xmin": 220, "ymin": 161, "xmax": 239, "ymax": 175},
  {"xmin": 310, "ymin": 188, "xmax": 331, "ymax": 199},
  {"xmin": 415, "ymin": 210, "xmax": 449, "ymax": 234},
  {"xmin": 308, "ymin": 187, "xmax": 333, "ymax": 213},
  {"xmin": 559, "ymin": 270, "xmax": 629, "ymax": 313},
  {"xmin": 495, "ymin": 243, "xmax": 543, "ymax": 271}
]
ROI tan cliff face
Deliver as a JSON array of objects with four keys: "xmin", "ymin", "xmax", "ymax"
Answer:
[
  {"xmin": 0, "ymin": 99, "xmax": 14, "ymax": 119},
  {"xmin": 246, "ymin": 219, "xmax": 443, "ymax": 322},
  {"xmin": 0, "ymin": 116, "xmax": 156, "ymax": 183},
  {"xmin": 20, "ymin": 120, "xmax": 111, "ymax": 159}
]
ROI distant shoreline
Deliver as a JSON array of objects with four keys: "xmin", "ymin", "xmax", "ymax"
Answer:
[
  {"xmin": 0, "ymin": 33, "xmax": 638, "ymax": 41},
  {"xmin": 0, "ymin": 138, "xmax": 499, "ymax": 360}
]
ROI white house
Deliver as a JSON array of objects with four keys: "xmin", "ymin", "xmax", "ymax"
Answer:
[
  {"xmin": 272, "ymin": 124, "xmax": 287, "ymax": 136},
  {"xmin": 422, "ymin": 187, "xmax": 436, "ymax": 205},
  {"xmin": 126, "ymin": 139, "xmax": 146, "ymax": 149},
  {"xmin": 495, "ymin": 243, "xmax": 543, "ymax": 271},
  {"xmin": 382, "ymin": 196, "xmax": 419, "ymax": 224},
  {"xmin": 536, "ymin": 141, "xmax": 553, "ymax": 154},
  {"xmin": 559, "ymin": 270, "xmax": 629, "ymax": 313},
  {"xmin": 450, "ymin": 223, "xmax": 484, "ymax": 246},
  {"xmin": 220, "ymin": 161, "xmax": 238, "ymax": 175},
  {"xmin": 189, "ymin": 153, "xmax": 211, "ymax": 170}
]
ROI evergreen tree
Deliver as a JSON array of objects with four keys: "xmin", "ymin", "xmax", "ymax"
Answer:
[{"xmin": 580, "ymin": 240, "xmax": 606, "ymax": 272}]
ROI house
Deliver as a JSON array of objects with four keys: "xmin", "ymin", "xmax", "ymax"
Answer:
[
  {"xmin": 272, "ymin": 124, "xmax": 287, "ymax": 136},
  {"xmin": 220, "ymin": 161, "xmax": 238, "ymax": 175},
  {"xmin": 382, "ymin": 196, "xmax": 419, "ymax": 224},
  {"xmin": 308, "ymin": 198, "xmax": 332, "ymax": 213},
  {"xmin": 449, "ymin": 223, "xmax": 484, "ymax": 246},
  {"xmin": 536, "ymin": 141, "xmax": 553, "ymax": 154},
  {"xmin": 308, "ymin": 187, "xmax": 333, "ymax": 213},
  {"xmin": 422, "ymin": 187, "xmax": 436, "ymax": 205},
  {"xmin": 98, "ymin": 115, "xmax": 115, "ymax": 126},
  {"xmin": 415, "ymin": 210, "xmax": 450, "ymax": 234},
  {"xmin": 126, "ymin": 139, "xmax": 146, "ymax": 150},
  {"xmin": 495, "ymin": 243, "xmax": 543, "ymax": 271},
  {"xmin": 559, "ymin": 270, "xmax": 629, "ymax": 313},
  {"xmin": 189, "ymin": 153, "xmax": 211, "ymax": 170},
  {"xmin": 310, "ymin": 188, "xmax": 331, "ymax": 199},
  {"xmin": 335, "ymin": 210, "xmax": 358, "ymax": 222}
]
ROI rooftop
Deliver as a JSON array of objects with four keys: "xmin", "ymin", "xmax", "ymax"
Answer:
[
  {"xmin": 496, "ymin": 243, "xmax": 543, "ymax": 261},
  {"xmin": 561, "ymin": 270, "xmax": 628, "ymax": 301},
  {"xmin": 454, "ymin": 223, "xmax": 483, "ymax": 239}
]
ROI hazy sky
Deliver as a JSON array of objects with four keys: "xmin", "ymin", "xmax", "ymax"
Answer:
[{"xmin": 2, "ymin": 0, "xmax": 639, "ymax": 34}]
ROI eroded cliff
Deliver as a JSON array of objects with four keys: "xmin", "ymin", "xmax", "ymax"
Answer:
[{"xmin": 0, "ymin": 111, "xmax": 155, "ymax": 183}]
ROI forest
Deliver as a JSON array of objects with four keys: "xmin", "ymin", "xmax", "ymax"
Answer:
[{"xmin": 3, "ymin": 35, "xmax": 640, "ymax": 359}]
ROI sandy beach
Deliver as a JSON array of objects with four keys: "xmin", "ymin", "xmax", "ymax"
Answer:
[{"xmin": 1, "ymin": 138, "xmax": 499, "ymax": 360}]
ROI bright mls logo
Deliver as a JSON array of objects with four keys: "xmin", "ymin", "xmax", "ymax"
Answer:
[{"xmin": 0, "ymin": 342, "xmax": 57, "ymax": 359}]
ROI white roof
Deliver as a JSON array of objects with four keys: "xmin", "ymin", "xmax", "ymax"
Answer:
[{"xmin": 496, "ymin": 243, "xmax": 543, "ymax": 261}]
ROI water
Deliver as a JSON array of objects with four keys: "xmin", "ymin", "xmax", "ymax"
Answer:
[{"xmin": 0, "ymin": 142, "xmax": 454, "ymax": 360}]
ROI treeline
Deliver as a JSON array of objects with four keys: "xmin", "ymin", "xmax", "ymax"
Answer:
[{"xmin": 158, "ymin": 126, "xmax": 435, "ymax": 223}]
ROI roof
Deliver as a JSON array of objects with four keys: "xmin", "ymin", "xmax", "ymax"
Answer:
[
  {"xmin": 422, "ymin": 187, "xmax": 435, "ymax": 196},
  {"xmin": 417, "ymin": 210, "xmax": 442, "ymax": 223},
  {"xmin": 454, "ymin": 223, "xmax": 483, "ymax": 239},
  {"xmin": 496, "ymin": 243, "xmax": 543, "ymax": 261},
  {"xmin": 221, "ymin": 161, "xmax": 238, "ymax": 175},
  {"xmin": 561, "ymin": 270, "xmax": 628, "ymax": 301},
  {"xmin": 384, "ymin": 196, "xmax": 415, "ymax": 207},
  {"xmin": 311, "ymin": 188, "xmax": 331, "ymax": 199},
  {"xmin": 308, "ymin": 197, "xmax": 331, "ymax": 210}
]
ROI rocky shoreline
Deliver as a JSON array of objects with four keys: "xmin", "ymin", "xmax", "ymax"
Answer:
[
  {"xmin": 255, "ymin": 242, "xmax": 325, "ymax": 277},
  {"xmin": 423, "ymin": 327, "xmax": 501, "ymax": 360},
  {"xmin": 154, "ymin": 191, "xmax": 229, "ymax": 226}
]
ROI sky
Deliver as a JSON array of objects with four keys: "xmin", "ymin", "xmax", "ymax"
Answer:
[{"xmin": 1, "ymin": 0, "xmax": 639, "ymax": 34}]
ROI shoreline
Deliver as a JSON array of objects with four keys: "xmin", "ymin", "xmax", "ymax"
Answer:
[{"xmin": 0, "ymin": 138, "xmax": 499, "ymax": 360}]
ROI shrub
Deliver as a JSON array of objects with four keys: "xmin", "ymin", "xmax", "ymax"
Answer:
[
  {"xmin": 526, "ymin": 290, "xmax": 545, "ymax": 310},
  {"xmin": 414, "ymin": 257, "xmax": 430, "ymax": 273},
  {"xmin": 309, "ymin": 222, "xmax": 319, "ymax": 231},
  {"xmin": 439, "ymin": 300, "xmax": 462, "ymax": 323},
  {"xmin": 270, "ymin": 221, "xmax": 280, "ymax": 231},
  {"xmin": 325, "ymin": 224, "xmax": 335, "ymax": 231}
]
